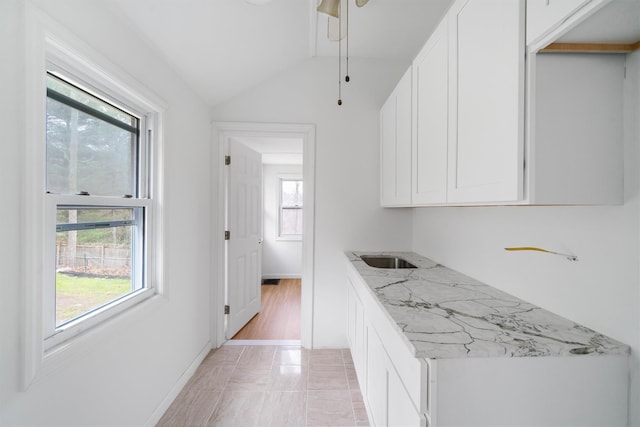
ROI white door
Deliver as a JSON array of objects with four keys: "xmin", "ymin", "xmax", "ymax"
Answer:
[{"xmin": 226, "ymin": 139, "xmax": 263, "ymax": 338}]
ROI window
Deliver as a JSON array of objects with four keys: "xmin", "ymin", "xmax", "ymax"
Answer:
[
  {"xmin": 279, "ymin": 178, "xmax": 303, "ymax": 239},
  {"xmin": 43, "ymin": 69, "xmax": 155, "ymax": 349}
]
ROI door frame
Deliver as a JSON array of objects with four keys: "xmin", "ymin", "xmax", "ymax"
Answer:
[{"xmin": 211, "ymin": 121, "xmax": 315, "ymax": 348}]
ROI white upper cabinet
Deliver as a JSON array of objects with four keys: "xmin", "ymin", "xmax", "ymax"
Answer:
[
  {"xmin": 412, "ymin": 18, "xmax": 449, "ymax": 205},
  {"xmin": 447, "ymin": 0, "xmax": 525, "ymax": 204},
  {"xmin": 379, "ymin": 0, "xmax": 628, "ymax": 207},
  {"xmin": 380, "ymin": 68, "xmax": 412, "ymax": 207},
  {"xmin": 526, "ymin": 0, "xmax": 593, "ymax": 45}
]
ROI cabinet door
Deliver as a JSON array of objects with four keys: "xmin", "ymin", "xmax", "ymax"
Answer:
[
  {"xmin": 366, "ymin": 326, "xmax": 389, "ymax": 427},
  {"xmin": 526, "ymin": 0, "xmax": 592, "ymax": 44},
  {"xmin": 347, "ymin": 280, "xmax": 366, "ymax": 385},
  {"xmin": 412, "ymin": 18, "xmax": 448, "ymax": 205},
  {"xmin": 380, "ymin": 68, "xmax": 412, "ymax": 207},
  {"xmin": 447, "ymin": 0, "xmax": 525, "ymax": 203},
  {"xmin": 380, "ymin": 95, "xmax": 397, "ymax": 206},
  {"xmin": 347, "ymin": 281, "xmax": 357, "ymax": 348},
  {"xmin": 388, "ymin": 368, "xmax": 423, "ymax": 427},
  {"xmin": 367, "ymin": 325, "xmax": 422, "ymax": 427}
]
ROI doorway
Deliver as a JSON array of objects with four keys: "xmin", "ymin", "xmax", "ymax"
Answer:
[
  {"xmin": 230, "ymin": 139, "xmax": 303, "ymax": 340},
  {"xmin": 212, "ymin": 122, "xmax": 315, "ymax": 348}
]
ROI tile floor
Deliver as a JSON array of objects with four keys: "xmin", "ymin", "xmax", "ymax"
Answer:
[{"xmin": 157, "ymin": 345, "xmax": 370, "ymax": 427}]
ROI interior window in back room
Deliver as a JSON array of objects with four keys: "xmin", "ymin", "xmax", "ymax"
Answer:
[{"xmin": 279, "ymin": 178, "xmax": 303, "ymax": 239}]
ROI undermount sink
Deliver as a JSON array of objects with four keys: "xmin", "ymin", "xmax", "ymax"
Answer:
[{"xmin": 360, "ymin": 255, "xmax": 417, "ymax": 269}]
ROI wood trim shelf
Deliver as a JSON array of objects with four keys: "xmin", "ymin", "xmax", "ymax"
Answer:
[{"xmin": 540, "ymin": 41, "xmax": 640, "ymax": 54}]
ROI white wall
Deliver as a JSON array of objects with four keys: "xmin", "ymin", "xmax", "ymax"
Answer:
[
  {"xmin": 262, "ymin": 164, "xmax": 303, "ymax": 279},
  {"xmin": 211, "ymin": 57, "xmax": 414, "ymax": 347},
  {"xmin": 411, "ymin": 50, "xmax": 640, "ymax": 426},
  {"xmin": 0, "ymin": 1, "xmax": 26, "ymax": 423},
  {"xmin": 0, "ymin": 1, "xmax": 213, "ymax": 425}
]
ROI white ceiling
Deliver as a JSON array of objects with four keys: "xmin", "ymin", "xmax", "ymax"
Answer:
[{"xmin": 109, "ymin": 0, "xmax": 453, "ymax": 107}]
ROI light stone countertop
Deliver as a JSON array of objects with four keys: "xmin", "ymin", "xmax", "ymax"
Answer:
[{"xmin": 346, "ymin": 251, "xmax": 629, "ymax": 359}]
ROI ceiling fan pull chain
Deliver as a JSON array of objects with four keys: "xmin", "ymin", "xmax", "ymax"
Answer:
[
  {"xmin": 345, "ymin": 0, "xmax": 350, "ymax": 83},
  {"xmin": 338, "ymin": 0, "xmax": 343, "ymax": 106}
]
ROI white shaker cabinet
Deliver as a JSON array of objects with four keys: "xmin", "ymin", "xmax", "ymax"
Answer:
[
  {"xmin": 347, "ymin": 268, "xmax": 427, "ymax": 427},
  {"xmin": 380, "ymin": 0, "xmax": 626, "ymax": 207},
  {"xmin": 365, "ymin": 326, "xmax": 388, "ymax": 427},
  {"xmin": 410, "ymin": 0, "xmax": 526, "ymax": 205},
  {"xmin": 446, "ymin": 0, "xmax": 525, "ymax": 204},
  {"xmin": 367, "ymin": 326, "xmax": 423, "ymax": 427},
  {"xmin": 380, "ymin": 67, "xmax": 412, "ymax": 207},
  {"xmin": 346, "ymin": 279, "xmax": 365, "ymax": 383},
  {"xmin": 412, "ymin": 18, "xmax": 449, "ymax": 205}
]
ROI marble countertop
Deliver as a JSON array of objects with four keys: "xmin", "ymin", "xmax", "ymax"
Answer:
[{"xmin": 346, "ymin": 251, "xmax": 629, "ymax": 359}]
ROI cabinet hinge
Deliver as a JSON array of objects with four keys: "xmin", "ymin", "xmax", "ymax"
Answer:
[
  {"xmin": 224, "ymin": 305, "xmax": 230, "ymax": 315},
  {"xmin": 225, "ymin": 155, "xmax": 231, "ymax": 166},
  {"xmin": 225, "ymin": 230, "xmax": 230, "ymax": 240}
]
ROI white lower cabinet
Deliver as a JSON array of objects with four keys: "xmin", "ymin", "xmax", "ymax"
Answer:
[
  {"xmin": 347, "ymin": 261, "xmax": 629, "ymax": 427},
  {"xmin": 429, "ymin": 356, "xmax": 628, "ymax": 426},
  {"xmin": 346, "ymin": 280, "xmax": 366, "ymax": 385},
  {"xmin": 348, "ymin": 270, "xmax": 427, "ymax": 427},
  {"xmin": 365, "ymin": 327, "xmax": 388, "ymax": 427},
  {"xmin": 386, "ymin": 350, "xmax": 424, "ymax": 427},
  {"xmin": 365, "ymin": 317, "xmax": 424, "ymax": 427}
]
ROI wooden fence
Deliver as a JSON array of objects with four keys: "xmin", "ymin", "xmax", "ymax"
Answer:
[{"xmin": 56, "ymin": 244, "xmax": 131, "ymax": 269}]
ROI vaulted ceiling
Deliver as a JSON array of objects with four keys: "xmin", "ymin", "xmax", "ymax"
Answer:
[{"xmin": 109, "ymin": 0, "xmax": 453, "ymax": 106}]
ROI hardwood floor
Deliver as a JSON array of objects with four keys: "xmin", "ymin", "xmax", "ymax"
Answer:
[{"xmin": 232, "ymin": 278, "xmax": 301, "ymax": 340}]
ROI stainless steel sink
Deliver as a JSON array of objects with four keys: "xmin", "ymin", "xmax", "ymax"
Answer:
[{"xmin": 360, "ymin": 255, "xmax": 417, "ymax": 269}]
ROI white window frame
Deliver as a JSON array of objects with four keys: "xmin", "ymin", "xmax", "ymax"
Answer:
[
  {"xmin": 22, "ymin": 7, "xmax": 165, "ymax": 389},
  {"xmin": 277, "ymin": 176, "xmax": 303, "ymax": 241},
  {"xmin": 43, "ymin": 68, "xmax": 155, "ymax": 350}
]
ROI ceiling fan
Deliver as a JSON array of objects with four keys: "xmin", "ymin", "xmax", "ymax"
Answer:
[
  {"xmin": 317, "ymin": 0, "xmax": 368, "ymax": 16},
  {"xmin": 316, "ymin": 0, "xmax": 369, "ymax": 105}
]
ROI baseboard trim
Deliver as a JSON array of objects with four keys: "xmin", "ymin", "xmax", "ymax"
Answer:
[
  {"xmin": 224, "ymin": 339, "xmax": 301, "ymax": 346},
  {"xmin": 261, "ymin": 274, "xmax": 301, "ymax": 280},
  {"xmin": 144, "ymin": 341, "xmax": 212, "ymax": 427}
]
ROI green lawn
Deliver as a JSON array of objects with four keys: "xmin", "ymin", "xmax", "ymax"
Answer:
[{"xmin": 56, "ymin": 273, "xmax": 131, "ymax": 325}]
